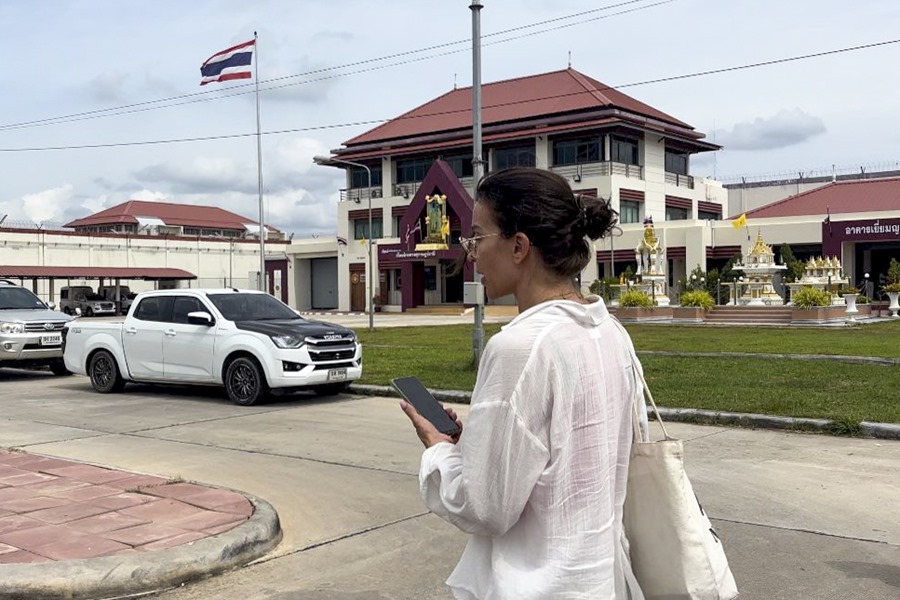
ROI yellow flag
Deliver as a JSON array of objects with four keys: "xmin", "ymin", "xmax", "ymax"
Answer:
[{"xmin": 731, "ymin": 213, "xmax": 747, "ymax": 229}]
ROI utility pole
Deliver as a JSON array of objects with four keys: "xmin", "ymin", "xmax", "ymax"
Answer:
[{"xmin": 470, "ymin": 0, "xmax": 485, "ymax": 365}]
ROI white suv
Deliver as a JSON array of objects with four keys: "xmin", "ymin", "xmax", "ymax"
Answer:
[{"xmin": 0, "ymin": 279, "xmax": 74, "ymax": 375}]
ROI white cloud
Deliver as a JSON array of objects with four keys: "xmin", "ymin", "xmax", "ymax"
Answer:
[
  {"xmin": 129, "ymin": 189, "xmax": 172, "ymax": 203},
  {"xmin": 21, "ymin": 183, "xmax": 74, "ymax": 223},
  {"xmin": 718, "ymin": 109, "xmax": 827, "ymax": 151},
  {"xmin": 80, "ymin": 194, "xmax": 111, "ymax": 214},
  {"xmin": 88, "ymin": 72, "xmax": 129, "ymax": 103}
]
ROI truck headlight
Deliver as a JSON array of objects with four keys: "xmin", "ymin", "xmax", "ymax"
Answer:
[
  {"xmin": 0, "ymin": 322, "xmax": 24, "ymax": 334},
  {"xmin": 271, "ymin": 334, "xmax": 305, "ymax": 349}
]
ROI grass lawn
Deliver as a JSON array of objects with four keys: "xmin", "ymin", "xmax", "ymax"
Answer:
[{"xmin": 356, "ymin": 321, "xmax": 900, "ymax": 423}]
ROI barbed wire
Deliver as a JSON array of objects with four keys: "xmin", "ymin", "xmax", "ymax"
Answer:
[
  {"xmin": 0, "ymin": 219, "xmax": 69, "ymax": 231},
  {"xmin": 720, "ymin": 161, "xmax": 900, "ymax": 185}
]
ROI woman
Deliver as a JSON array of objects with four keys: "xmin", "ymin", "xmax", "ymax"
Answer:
[{"xmin": 401, "ymin": 167, "xmax": 647, "ymax": 599}]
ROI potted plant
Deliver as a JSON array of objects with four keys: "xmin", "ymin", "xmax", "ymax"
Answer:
[
  {"xmin": 674, "ymin": 289, "xmax": 714, "ymax": 322},
  {"xmin": 791, "ymin": 286, "xmax": 843, "ymax": 323},
  {"xmin": 616, "ymin": 289, "xmax": 671, "ymax": 321},
  {"xmin": 883, "ymin": 258, "xmax": 900, "ymax": 318},
  {"xmin": 372, "ymin": 290, "xmax": 384, "ymax": 313}
]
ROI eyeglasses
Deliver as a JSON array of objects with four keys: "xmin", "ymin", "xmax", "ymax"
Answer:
[{"xmin": 459, "ymin": 233, "xmax": 500, "ymax": 256}]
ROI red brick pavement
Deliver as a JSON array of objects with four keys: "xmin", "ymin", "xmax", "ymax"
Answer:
[{"xmin": 0, "ymin": 449, "xmax": 252, "ymax": 563}]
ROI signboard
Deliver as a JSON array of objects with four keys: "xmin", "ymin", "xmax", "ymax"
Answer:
[{"xmin": 378, "ymin": 243, "xmax": 458, "ymax": 263}]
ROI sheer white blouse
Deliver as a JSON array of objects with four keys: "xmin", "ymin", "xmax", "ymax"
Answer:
[{"xmin": 419, "ymin": 296, "xmax": 647, "ymax": 600}]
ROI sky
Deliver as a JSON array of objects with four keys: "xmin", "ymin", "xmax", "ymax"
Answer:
[{"xmin": 1, "ymin": 0, "xmax": 899, "ymax": 238}]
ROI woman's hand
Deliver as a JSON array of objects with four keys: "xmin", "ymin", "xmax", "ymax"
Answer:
[{"xmin": 400, "ymin": 401, "xmax": 463, "ymax": 448}]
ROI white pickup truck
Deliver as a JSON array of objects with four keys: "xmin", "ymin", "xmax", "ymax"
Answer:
[{"xmin": 63, "ymin": 289, "xmax": 362, "ymax": 405}]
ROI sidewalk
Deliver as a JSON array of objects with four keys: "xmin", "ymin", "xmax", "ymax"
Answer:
[{"xmin": 0, "ymin": 449, "xmax": 281, "ymax": 599}]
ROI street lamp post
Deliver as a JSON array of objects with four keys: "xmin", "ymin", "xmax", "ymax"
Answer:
[{"xmin": 313, "ymin": 155, "xmax": 374, "ymax": 332}]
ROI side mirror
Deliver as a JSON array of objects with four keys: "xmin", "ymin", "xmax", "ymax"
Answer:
[
  {"xmin": 75, "ymin": 307, "xmax": 82, "ymax": 317},
  {"xmin": 48, "ymin": 302, "xmax": 57, "ymax": 310},
  {"xmin": 187, "ymin": 311, "xmax": 215, "ymax": 326}
]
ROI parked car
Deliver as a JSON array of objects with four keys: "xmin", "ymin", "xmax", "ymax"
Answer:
[
  {"xmin": 63, "ymin": 289, "xmax": 362, "ymax": 405},
  {"xmin": 98, "ymin": 285, "xmax": 137, "ymax": 314},
  {"xmin": 60, "ymin": 286, "xmax": 116, "ymax": 317},
  {"xmin": 0, "ymin": 279, "xmax": 74, "ymax": 375}
]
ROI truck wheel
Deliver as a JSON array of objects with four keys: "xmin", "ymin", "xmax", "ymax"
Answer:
[
  {"xmin": 49, "ymin": 359, "xmax": 71, "ymax": 376},
  {"xmin": 225, "ymin": 357, "xmax": 269, "ymax": 406},
  {"xmin": 63, "ymin": 307, "xmax": 72, "ymax": 315},
  {"xmin": 89, "ymin": 350, "xmax": 125, "ymax": 393},
  {"xmin": 85, "ymin": 307, "xmax": 94, "ymax": 317},
  {"xmin": 311, "ymin": 382, "xmax": 350, "ymax": 396}
]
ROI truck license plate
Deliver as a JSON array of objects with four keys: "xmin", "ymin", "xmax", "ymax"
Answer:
[
  {"xmin": 327, "ymin": 368, "xmax": 347, "ymax": 381},
  {"xmin": 40, "ymin": 334, "xmax": 62, "ymax": 346}
]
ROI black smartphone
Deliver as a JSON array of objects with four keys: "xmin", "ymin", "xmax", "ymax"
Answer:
[{"xmin": 392, "ymin": 376, "xmax": 462, "ymax": 437}]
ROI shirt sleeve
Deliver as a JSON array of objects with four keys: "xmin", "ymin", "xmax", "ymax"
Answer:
[{"xmin": 418, "ymin": 338, "xmax": 550, "ymax": 537}]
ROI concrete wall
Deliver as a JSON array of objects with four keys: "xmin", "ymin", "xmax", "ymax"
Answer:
[{"xmin": 0, "ymin": 229, "xmax": 277, "ymax": 305}]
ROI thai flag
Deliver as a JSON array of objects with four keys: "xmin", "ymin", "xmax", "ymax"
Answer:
[{"xmin": 200, "ymin": 39, "xmax": 255, "ymax": 86}]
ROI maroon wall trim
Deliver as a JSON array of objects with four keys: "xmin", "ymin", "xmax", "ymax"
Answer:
[
  {"xmin": 664, "ymin": 195, "xmax": 692, "ymax": 210},
  {"xmin": 697, "ymin": 200, "xmax": 722, "ymax": 215},
  {"xmin": 348, "ymin": 208, "xmax": 383, "ymax": 220},
  {"xmin": 620, "ymin": 189, "xmax": 645, "ymax": 202}
]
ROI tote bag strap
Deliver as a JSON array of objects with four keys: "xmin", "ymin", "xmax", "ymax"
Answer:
[{"xmin": 611, "ymin": 316, "xmax": 672, "ymax": 442}]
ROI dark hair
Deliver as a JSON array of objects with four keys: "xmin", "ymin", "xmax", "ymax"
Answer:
[{"xmin": 476, "ymin": 167, "xmax": 617, "ymax": 278}]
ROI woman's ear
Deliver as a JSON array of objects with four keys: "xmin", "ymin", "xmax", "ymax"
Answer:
[{"xmin": 511, "ymin": 232, "xmax": 531, "ymax": 265}]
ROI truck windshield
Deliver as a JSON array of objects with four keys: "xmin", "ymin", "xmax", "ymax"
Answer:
[
  {"xmin": 207, "ymin": 293, "xmax": 300, "ymax": 321},
  {"xmin": 0, "ymin": 287, "xmax": 47, "ymax": 310}
]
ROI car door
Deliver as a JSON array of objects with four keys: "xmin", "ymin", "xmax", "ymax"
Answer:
[
  {"xmin": 161, "ymin": 295, "xmax": 217, "ymax": 382},
  {"xmin": 121, "ymin": 296, "xmax": 170, "ymax": 380}
]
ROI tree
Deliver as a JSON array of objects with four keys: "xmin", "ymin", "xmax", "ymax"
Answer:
[{"xmin": 779, "ymin": 243, "xmax": 805, "ymax": 283}]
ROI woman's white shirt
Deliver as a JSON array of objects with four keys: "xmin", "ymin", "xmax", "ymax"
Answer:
[{"xmin": 419, "ymin": 296, "xmax": 646, "ymax": 600}]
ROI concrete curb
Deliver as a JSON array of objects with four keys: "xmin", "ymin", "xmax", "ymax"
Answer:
[
  {"xmin": 350, "ymin": 384, "xmax": 900, "ymax": 441},
  {"xmin": 639, "ymin": 350, "xmax": 900, "ymax": 366},
  {"xmin": 0, "ymin": 494, "xmax": 282, "ymax": 600}
]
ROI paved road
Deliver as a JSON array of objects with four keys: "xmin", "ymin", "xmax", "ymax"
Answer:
[{"xmin": 0, "ymin": 368, "xmax": 897, "ymax": 599}]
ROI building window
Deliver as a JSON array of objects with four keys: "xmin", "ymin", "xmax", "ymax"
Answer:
[
  {"xmin": 396, "ymin": 158, "xmax": 433, "ymax": 183},
  {"xmin": 665, "ymin": 151, "xmax": 688, "ymax": 175},
  {"xmin": 353, "ymin": 219, "xmax": 383, "ymax": 240},
  {"xmin": 349, "ymin": 166, "xmax": 383, "ymax": 189},
  {"xmin": 443, "ymin": 155, "xmax": 475, "ymax": 178},
  {"xmin": 611, "ymin": 136, "xmax": 639, "ymax": 165},
  {"xmin": 393, "ymin": 216, "xmax": 402, "ymax": 237},
  {"xmin": 553, "ymin": 137, "xmax": 601, "ymax": 166},
  {"xmin": 494, "ymin": 145, "xmax": 536, "ymax": 170},
  {"xmin": 620, "ymin": 200, "xmax": 641, "ymax": 224},
  {"xmin": 424, "ymin": 266, "xmax": 437, "ymax": 291},
  {"xmin": 698, "ymin": 210, "xmax": 720, "ymax": 221},
  {"xmin": 665, "ymin": 206, "xmax": 690, "ymax": 221}
]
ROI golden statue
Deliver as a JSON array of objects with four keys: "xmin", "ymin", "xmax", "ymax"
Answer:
[
  {"xmin": 417, "ymin": 193, "xmax": 450, "ymax": 250},
  {"xmin": 635, "ymin": 216, "xmax": 664, "ymax": 276}
]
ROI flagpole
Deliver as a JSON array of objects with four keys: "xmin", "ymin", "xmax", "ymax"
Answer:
[{"xmin": 254, "ymin": 31, "xmax": 266, "ymax": 292}]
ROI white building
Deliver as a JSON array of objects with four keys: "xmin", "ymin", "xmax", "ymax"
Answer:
[
  {"xmin": 291, "ymin": 68, "xmax": 726, "ymax": 312},
  {"xmin": 0, "ymin": 201, "xmax": 289, "ymax": 306}
]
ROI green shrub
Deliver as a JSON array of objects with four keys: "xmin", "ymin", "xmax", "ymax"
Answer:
[
  {"xmin": 680, "ymin": 289, "xmax": 715, "ymax": 310},
  {"xmin": 619, "ymin": 289, "xmax": 654, "ymax": 308},
  {"xmin": 856, "ymin": 295, "xmax": 870, "ymax": 304},
  {"xmin": 792, "ymin": 286, "xmax": 833, "ymax": 309},
  {"xmin": 884, "ymin": 259, "xmax": 900, "ymax": 293}
]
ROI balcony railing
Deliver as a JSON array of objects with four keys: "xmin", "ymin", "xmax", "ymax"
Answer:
[
  {"xmin": 340, "ymin": 187, "xmax": 383, "ymax": 203},
  {"xmin": 551, "ymin": 161, "xmax": 644, "ymax": 181},
  {"xmin": 391, "ymin": 182, "xmax": 421, "ymax": 199},
  {"xmin": 665, "ymin": 172, "xmax": 695, "ymax": 189}
]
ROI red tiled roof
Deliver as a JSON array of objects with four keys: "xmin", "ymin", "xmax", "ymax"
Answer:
[
  {"xmin": 343, "ymin": 68, "xmax": 692, "ymax": 147},
  {"xmin": 740, "ymin": 178, "xmax": 900, "ymax": 219},
  {"xmin": 64, "ymin": 200, "xmax": 278, "ymax": 232},
  {"xmin": 0, "ymin": 266, "xmax": 196, "ymax": 280}
]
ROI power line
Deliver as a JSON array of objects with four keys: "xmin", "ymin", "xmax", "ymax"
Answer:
[
  {"xmin": 0, "ymin": 0, "xmax": 664, "ymax": 132},
  {"xmin": 1, "ymin": 37, "xmax": 897, "ymax": 153}
]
